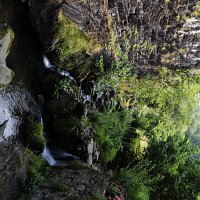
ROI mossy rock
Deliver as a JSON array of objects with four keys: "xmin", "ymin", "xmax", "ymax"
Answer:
[
  {"xmin": 25, "ymin": 122, "xmax": 44, "ymax": 152},
  {"xmin": 55, "ymin": 10, "xmax": 101, "ymax": 62},
  {"xmin": 0, "ymin": 23, "xmax": 14, "ymax": 59},
  {"xmin": 0, "ymin": 22, "xmax": 15, "ymax": 88}
]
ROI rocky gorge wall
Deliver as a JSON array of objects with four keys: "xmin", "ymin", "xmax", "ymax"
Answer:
[
  {"xmin": 26, "ymin": 0, "xmax": 200, "ymax": 74},
  {"xmin": 1, "ymin": 0, "xmax": 200, "ymax": 199},
  {"xmin": 22, "ymin": 0, "xmax": 200, "ymax": 166}
]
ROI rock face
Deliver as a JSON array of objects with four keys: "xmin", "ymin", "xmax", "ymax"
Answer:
[
  {"xmin": 0, "ymin": 143, "xmax": 27, "ymax": 200},
  {"xmin": 0, "ymin": 22, "xmax": 14, "ymax": 88},
  {"xmin": 28, "ymin": 0, "xmax": 200, "ymax": 74},
  {"xmin": 31, "ymin": 168, "xmax": 110, "ymax": 200}
]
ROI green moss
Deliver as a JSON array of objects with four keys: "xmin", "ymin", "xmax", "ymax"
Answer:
[
  {"xmin": 55, "ymin": 11, "xmax": 101, "ymax": 62},
  {"xmin": 50, "ymin": 177, "xmax": 68, "ymax": 192},
  {"xmin": 25, "ymin": 122, "xmax": 44, "ymax": 152},
  {"xmin": 19, "ymin": 151, "xmax": 45, "ymax": 199}
]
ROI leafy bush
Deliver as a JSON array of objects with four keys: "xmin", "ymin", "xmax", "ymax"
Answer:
[
  {"xmin": 82, "ymin": 107, "xmax": 133, "ymax": 162},
  {"xmin": 145, "ymin": 136, "xmax": 200, "ymax": 200},
  {"xmin": 117, "ymin": 160, "xmax": 152, "ymax": 200},
  {"xmin": 94, "ymin": 64, "xmax": 200, "ymax": 141}
]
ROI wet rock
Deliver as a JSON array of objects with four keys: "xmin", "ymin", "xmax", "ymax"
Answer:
[
  {"xmin": 0, "ymin": 62, "xmax": 15, "ymax": 88},
  {"xmin": 28, "ymin": 0, "xmax": 200, "ymax": 74},
  {"xmin": 80, "ymin": 127, "xmax": 101, "ymax": 166},
  {"xmin": 0, "ymin": 23, "xmax": 15, "ymax": 88},
  {"xmin": 0, "ymin": 120, "xmax": 8, "ymax": 143},
  {"xmin": 0, "ymin": 143, "xmax": 28, "ymax": 200},
  {"xmin": 77, "ymin": 184, "xmax": 85, "ymax": 192}
]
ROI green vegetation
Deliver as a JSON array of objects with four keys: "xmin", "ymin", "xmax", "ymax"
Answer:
[
  {"xmin": 81, "ymin": 107, "xmax": 133, "ymax": 162},
  {"xmin": 116, "ymin": 136, "xmax": 200, "ymax": 200},
  {"xmin": 25, "ymin": 120, "xmax": 44, "ymax": 152},
  {"xmin": 117, "ymin": 160, "xmax": 152, "ymax": 200},
  {"xmin": 19, "ymin": 151, "xmax": 45, "ymax": 200},
  {"xmin": 55, "ymin": 11, "xmax": 101, "ymax": 62},
  {"xmin": 94, "ymin": 62, "xmax": 200, "ymax": 141},
  {"xmin": 145, "ymin": 136, "xmax": 200, "ymax": 200},
  {"xmin": 50, "ymin": 177, "xmax": 68, "ymax": 192},
  {"xmin": 23, "ymin": 6, "xmax": 200, "ymax": 199},
  {"xmin": 89, "ymin": 47, "xmax": 200, "ymax": 199},
  {"xmin": 54, "ymin": 78, "xmax": 81, "ymax": 100}
]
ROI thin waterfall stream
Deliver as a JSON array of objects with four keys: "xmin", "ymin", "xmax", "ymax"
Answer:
[
  {"xmin": 40, "ymin": 116, "xmax": 79, "ymax": 167},
  {"xmin": 41, "ymin": 56, "xmax": 90, "ymax": 166},
  {"xmin": 43, "ymin": 55, "xmax": 92, "ymax": 104}
]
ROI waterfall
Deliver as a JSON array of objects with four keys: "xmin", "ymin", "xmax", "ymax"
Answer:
[
  {"xmin": 42, "ymin": 55, "xmax": 92, "ymax": 103},
  {"xmin": 39, "ymin": 115, "xmax": 79, "ymax": 166},
  {"xmin": 43, "ymin": 55, "xmax": 77, "ymax": 83},
  {"xmin": 43, "ymin": 56, "xmax": 54, "ymax": 69},
  {"xmin": 42, "ymin": 145, "xmax": 57, "ymax": 166}
]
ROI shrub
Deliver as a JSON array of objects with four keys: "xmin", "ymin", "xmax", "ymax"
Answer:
[
  {"xmin": 145, "ymin": 136, "xmax": 200, "ymax": 200},
  {"xmin": 83, "ymin": 107, "xmax": 133, "ymax": 162},
  {"xmin": 117, "ymin": 160, "xmax": 152, "ymax": 200}
]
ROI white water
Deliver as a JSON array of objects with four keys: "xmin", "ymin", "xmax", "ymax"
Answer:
[
  {"xmin": 43, "ymin": 55, "xmax": 77, "ymax": 83},
  {"xmin": 43, "ymin": 55, "xmax": 92, "ymax": 103},
  {"xmin": 43, "ymin": 56, "xmax": 54, "ymax": 69},
  {"xmin": 40, "ymin": 115, "xmax": 79, "ymax": 166},
  {"xmin": 42, "ymin": 144, "xmax": 57, "ymax": 166},
  {"xmin": 42, "ymin": 56, "xmax": 94, "ymax": 166},
  {"xmin": 42, "ymin": 143, "xmax": 80, "ymax": 167}
]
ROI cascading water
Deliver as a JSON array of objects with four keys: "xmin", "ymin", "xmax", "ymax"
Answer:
[
  {"xmin": 43, "ymin": 55, "xmax": 77, "ymax": 83},
  {"xmin": 42, "ymin": 56, "xmax": 96, "ymax": 166},
  {"xmin": 43, "ymin": 55, "xmax": 92, "ymax": 103},
  {"xmin": 39, "ymin": 115, "xmax": 79, "ymax": 166}
]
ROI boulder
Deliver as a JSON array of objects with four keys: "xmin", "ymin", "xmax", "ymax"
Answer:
[{"xmin": 0, "ymin": 22, "xmax": 15, "ymax": 88}]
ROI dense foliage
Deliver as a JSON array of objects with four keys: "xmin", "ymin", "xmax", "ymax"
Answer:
[{"xmin": 89, "ymin": 55, "xmax": 200, "ymax": 199}]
